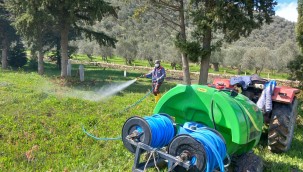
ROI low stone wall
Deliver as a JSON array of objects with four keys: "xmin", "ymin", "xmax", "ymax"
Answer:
[{"xmin": 71, "ymin": 60, "xmax": 300, "ymax": 87}]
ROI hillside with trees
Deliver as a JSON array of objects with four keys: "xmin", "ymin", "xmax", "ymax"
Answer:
[
  {"xmin": 222, "ymin": 16, "xmax": 299, "ymax": 75},
  {"xmin": 1, "ymin": 0, "xmax": 297, "ymax": 81},
  {"xmin": 234, "ymin": 16, "xmax": 296, "ymax": 49},
  {"xmin": 73, "ymin": 9, "xmax": 298, "ymax": 77}
]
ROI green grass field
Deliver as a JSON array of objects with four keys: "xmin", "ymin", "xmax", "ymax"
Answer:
[{"xmin": 0, "ymin": 64, "xmax": 302, "ymax": 171}]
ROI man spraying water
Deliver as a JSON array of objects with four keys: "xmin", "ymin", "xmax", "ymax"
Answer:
[{"xmin": 142, "ymin": 60, "xmax": 166, "ymax": 103}]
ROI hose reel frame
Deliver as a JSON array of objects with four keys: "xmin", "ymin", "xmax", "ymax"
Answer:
[
  {"xmin": 122, "ymin": 116, "xmax": 152, "ymax": 153},
  {"xmin": 168, "ymin": 134, "xmax": 207, "ymax": 172}
]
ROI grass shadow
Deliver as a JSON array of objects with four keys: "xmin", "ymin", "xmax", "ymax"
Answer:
[
  {"xmin": 263, "ymin": 160, "xmax": 302, "ymax": 172},
  {"xmin": 258, "ymin": 124, "xmax": 303, "ymax": 171}
]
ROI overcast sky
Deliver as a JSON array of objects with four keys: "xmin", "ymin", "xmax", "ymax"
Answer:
[{"xmin": 276, "ymin": 0, "xmax": 298, "ymax": 22}]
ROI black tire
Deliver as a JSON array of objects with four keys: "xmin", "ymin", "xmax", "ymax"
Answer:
[
  {"xmin": 268, "ymin": 98, "xmax": 298, "ymax": 153},
  {"xmin": 234, "ymin": 152, "xmax": 263, "ymax": 172}
]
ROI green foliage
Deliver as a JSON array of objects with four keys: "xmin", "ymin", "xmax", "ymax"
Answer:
[
  {"xmin": 5, "ymin": 0, "xmax": 119, "ymax": 76},
  {"xmin": 69, "ymin": 10, "xmax": 296, "ymax": 75},
  {"xmin": 190, "ymin": 0, "xmax": 276, "ymax": 43},
  {"xmin": 74, "ymin": 26, "xmax": 117, "ymax": 48},
  {"xmin": 5, "ymin": 0, "xmax": 54, "ymax": 42},
  {"xmin": 30, "ymin": 0, "xmax": 290, "ymax": 78},
  {"xmin": 188, "ymin": 0, "xmax": 276, "ymax": 84},
  {"xmin": 42, "ymin": 0, "xmax": 118, "ymax": 47},
  {"xmin": 113, "ymin": 1, "xmax": 178, "ymax": 66},
  {"xmin": 8, "ymin": 41, "xmax": 27, "ymax": 68},
  {"xmin": 224, "ymin": 46, "xmax": 246, "ymax": 68},
  {"xmin": 242, "ymin": 47, "xmax": 270, "ymax": 74},
  {"xmin": 175, "ymin": 37, "xmax": 203, "ymax": 63},
  {"xmin": 210, "ymin": 49, "xmax": 224, "ymax": 64},
  {"xmin": 28, "ymin": 59, "xmax": 38, "ymax": 70},
  {"xmin": 116, "ymin": 39, "xmax": 138, "ymax": 65},
  {"xmin": 0, "ymin": 1, "xmax": 16, "ymax": 41},
  {"xmin": 0, "ymin": 0, "xmax": 19, "ymax": 68},
  {"xmin": 1, "ymin": 0, "xmax": 294, "ymax": 80},
  {"xmin": 234, "ymin": 17, "xmax": 297, "ymax": 50},
  {"xmin": 287, "ymin": 55, "xmax": 303, "ymax": 85},
  {"xmin": 297, "ymin": 0, "xmax": 303, "ymax": 53},
  {"xmin": 225, "ymin": 17, "xmax": 299, "ymax": 74},
  {"xmin": 175, "ymin": 35, "xmax": 223, "ymax": 63}
]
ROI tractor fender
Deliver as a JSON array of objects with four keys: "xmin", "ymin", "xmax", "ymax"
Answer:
[
  {"xmin": 212, "ymin": 78, "xmax": 234, "ymax": 89},
  {"xmin": 271, "ymin": 86, "xmax": 300, "ymax": 104}
]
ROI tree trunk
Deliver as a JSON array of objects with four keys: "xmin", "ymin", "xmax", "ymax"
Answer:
[
  {"xmin": 255, "ymin": 67, "xmax": 258, "ymax": 74},
  {"xmin": 180, "ymin": 0, "xmax": 191, "ymax": 85},
  {"xmin": 60, "ymin": 23, "xmax": 69, "ymax": 77},
  {"xmin": 199, "ymin": 56, "xmax": 210, "ymax": 85},
  {"xmin": 128, "ymin": 59, "xmax": 132, "ymax": 65},
  {"xmin": 213, "ymin": 63, "xmax": 219, "ymax": 72},
  {"xmin": 1, "ymin": 37, "xmax": 8, "ymax": 69},
  {"xmin": 38, "ymin": 49, "xmax": 44, "ymax": 75},
  {"xmin": 258, "ymin": 67, "xmax": 263, "ymax": 76},
  {"xmin": 237, "ymin": 66, "xmax": 242, "ymax": 75},
  {"xmin": 171, "ymin": 62, "xmax": 176, "ymax": 70},
  {"xmin": 56, "ymin": 39, "xmax": 61, "ymax": 69},
  {"xmin": 30, "ymin": 49, "xmax": 36, "ymax": 60},
  {"xmin": 199, "ymin": 27, "xmax": 212, "ymax": 85},
  {"xmin": 37, "ymin": 39, "xmax": 44, "ymax": 75},
  {"xmin": 148, "ymin": 59, "xmax": 153, "ymax": 67}
]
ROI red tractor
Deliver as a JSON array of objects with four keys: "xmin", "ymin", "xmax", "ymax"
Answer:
[{"xmin": 211, "ymin": 75, "xmax": 300, "ymax": 153}]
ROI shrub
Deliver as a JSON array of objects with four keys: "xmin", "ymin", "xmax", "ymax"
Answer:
[
  {"xmin": 8, "ymin": 41, "xmax": 27, "ymax": 68},
  {"xmin": 28, "ymin": 58, "xmax": 38, "ymax": 70},
  {"xmin": 287, "ymin": 54, "xmax": 303, "ymax": 86}
]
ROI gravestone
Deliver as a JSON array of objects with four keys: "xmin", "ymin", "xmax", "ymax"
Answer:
[
  {"xmin": 79, "ymin": 64, "xmax": 84, "ymax": 82},
  {"xmin": 67, "ymin": 59, "xmax": 72, "ymax": 76}
]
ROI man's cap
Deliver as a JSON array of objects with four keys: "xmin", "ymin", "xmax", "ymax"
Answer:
[{"xmin": 155, "ymin": 60, "xmax": 161, "ymax": 64}]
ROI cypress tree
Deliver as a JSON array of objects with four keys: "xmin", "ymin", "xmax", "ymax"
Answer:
[{"xmin": 297, "ymin": 0, "xmax": 303, "ymax": 53}]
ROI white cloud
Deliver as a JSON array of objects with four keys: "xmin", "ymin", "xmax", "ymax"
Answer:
[{"xmin": 276, "ymin": 2, "xmax": 298, "ymax": 22}]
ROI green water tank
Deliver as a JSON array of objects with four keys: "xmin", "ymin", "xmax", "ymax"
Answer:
[{"xmin": 153, "ymin": 84, "xmax": 263, "ymax": 155}]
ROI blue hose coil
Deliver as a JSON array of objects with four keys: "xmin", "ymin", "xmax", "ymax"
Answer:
[
  {"xmin": 179, "ymin": 122, "xmax": 227, "ymax": 172},
  {"xmin": 190, "ymin": 130, "xmax": 226, "ymax": 172},
  {"xmin": 137, "ymin": 114, "xmax": 175, "ymax": 148}
]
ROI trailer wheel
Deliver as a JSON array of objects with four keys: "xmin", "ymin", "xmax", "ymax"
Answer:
[
  {"xmin": 268, "ymin": 98, "xmax": 298, "ymax": 153},
  {"xmin": 234, "ymin": 152, "xmax": 263, "ymax": 172}
]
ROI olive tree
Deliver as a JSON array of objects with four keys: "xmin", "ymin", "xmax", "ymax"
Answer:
[{"xmin": 224, "ymin": 47, "xmax": 246, "ymax": 75}]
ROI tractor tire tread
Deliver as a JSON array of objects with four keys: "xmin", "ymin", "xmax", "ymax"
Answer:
[
  {"xmin": 234, "ymin": 152, "xmax": 263, "ymax": 172},
  {"xmin": 268, "ymin": 98, "xmax": 298, "ymax": 153}
]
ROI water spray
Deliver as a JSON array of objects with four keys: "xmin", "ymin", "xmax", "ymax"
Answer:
[
  {"xmin": 93, "ymin": 79, "xmax": 137, "ymax": 100},
  {"xmin": 82, "ymin": 77, "xmax": 152, "ymax": 141},
  {"xmin": 44, "ymin": 78, "xmax": 139, "ymax": 101}
]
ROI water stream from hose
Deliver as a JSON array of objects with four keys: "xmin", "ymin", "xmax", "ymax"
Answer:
[
  {"xmin": 68, "ymin": 79, "xmax": 137, "ymax": 101},
  {"xmin": 43, "ymin": 79, "xmax": 137, "ymax": 101}
]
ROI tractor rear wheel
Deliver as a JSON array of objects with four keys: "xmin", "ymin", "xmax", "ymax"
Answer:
[
  {"xmin": 268, "ymin": 98, "xmax": 298, "ymax": 153},
  {"xmin": 234, "ymin": 152, "xmax": 263, "ymax": 172}
]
